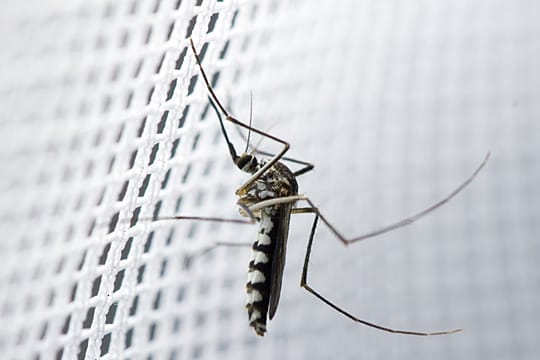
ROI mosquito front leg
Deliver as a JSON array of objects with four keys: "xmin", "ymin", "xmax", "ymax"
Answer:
[
  {"xmin": 154, "ymin": 215, "xmax": 255, "ymax": 257},
  {"xmin": 195, "ymin": 241, "xmax": 253, "ymax": 257},
  {"xmin": 189, "ymin": 38, "xmax": 293, "ymax": 194},
  {"xmin": 228, "ymin": 104, "xmax": 315, "ymax": 176},
  {"xmin": 211, "ymin": 102, "xmax": 292, "ymax": 196}
]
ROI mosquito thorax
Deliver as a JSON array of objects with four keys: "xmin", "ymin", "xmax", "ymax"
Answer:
[{"xmin": 235, "ymin": 153, "xmax": 259, "ymax": 174}]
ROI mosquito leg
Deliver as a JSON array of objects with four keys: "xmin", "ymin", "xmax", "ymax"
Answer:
[
  {"xmin": 252, "ymin": 149, "xmax": 314, "ymax": 177},
  {"xmin": 195, "ymin": 241, "xmax": 252, "ymax": 257},
  {"xmin": 155, "ymin": 215, "xmax": 253, "ymax": 224},
  {"xmin": 220, "ymin": 114, "xmax": 292, "ymax": 195},
  {"xmin": 298, "ymin": 212, "xmax": 461, "ymax": 336},
  {"xmin": 297, "ymin": 152, "xmax": 490, "ymax": 245},
  {"xmin": 290, "ymin": 153, "xmax": 490, "ymax": 334},
  {"xmin": 248, "ymin": 195, "xmax": 308, "ymax": 213},
  {"xmin": 227, "ymin": 115, "xmax": 314, "ymax": 176},
  {"xmin": 153, "ymin": 215, "xmax": 255, "ymax": 256},
  {"xmin": 189, "ymin": 38, "xmax": 292, "ymax": 194}
]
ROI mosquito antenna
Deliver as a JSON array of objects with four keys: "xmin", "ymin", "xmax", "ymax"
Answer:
[
  {"xmin": 233, "ymin": 118, "xmax": 267, "ymax": 156},
  {"xmin": 244, "ymin": 91, "xmax": 254, "ymax": 153},
  {"xmin": 249, "ymin": 137, "xmax": 266, "ymax": 157},
  {"xmin": 234, "ymin": 120, "xmax": 282, "ymax": 156},
  {"xmin": 224, "ymin": 91, "xmax": 272, "ymax": 157}
]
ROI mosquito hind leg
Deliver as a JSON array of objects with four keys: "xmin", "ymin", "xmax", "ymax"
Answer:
[
  {"xmin": 292, "ymin": 150, "xmax": 490, "ymax": 335},
  {"xmin": 298, "ymin": 210, "xmax": 461, "ymax": 336}
]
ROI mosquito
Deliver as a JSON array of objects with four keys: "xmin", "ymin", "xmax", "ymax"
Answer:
[{"xmin": 167, "ymin": 38, "xmax": 490, "ymax": 337}]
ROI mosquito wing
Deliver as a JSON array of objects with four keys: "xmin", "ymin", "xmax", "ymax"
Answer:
[{"xmin": 268, "ymin": 203, "xmax": 293, "ymax": 320}]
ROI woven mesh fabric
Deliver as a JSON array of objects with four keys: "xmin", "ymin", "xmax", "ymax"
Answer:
[{"xmin": 1, "ymin": 1, "xmax": 539, "ymax": 359}]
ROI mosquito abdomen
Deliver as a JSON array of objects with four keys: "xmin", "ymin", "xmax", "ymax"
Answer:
[{"xmin": 245, "ymin": 209, "xmax": 277, "ymax": 336}]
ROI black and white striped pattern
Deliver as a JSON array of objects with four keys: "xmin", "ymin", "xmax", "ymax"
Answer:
[
  {"xmin": 239, "ymin": 161, "xmax": 298, "ymax": 336},
  {"xmin": 245, "ymin": 207, "xmax": 278, "ymax": 336}
]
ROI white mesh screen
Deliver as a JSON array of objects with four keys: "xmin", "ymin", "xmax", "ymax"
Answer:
[{"xmin": 1, "ymin": 1, "xmax": 539, "ymax": 359}]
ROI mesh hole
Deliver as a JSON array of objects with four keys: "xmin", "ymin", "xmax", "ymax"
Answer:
[
  {"xmin": 165, "ymin": 21, "xmax": 174, "ymax": 41},
  {"xmin": 185, "ymin": 16, "xmax": 197, "ymax": 38},
  {"xmin": 125, "ymin": 328, "xmax": 134, "ymax": 349},
  {"xmin": 76, "ymin": 251, "xmax": 87, "ymax": 271},
  {"xmin": 69, "ymin": 283, "xmax": 78, "ymax": 301},
  {"xmin": 144, "ymin": 25, "xmax": 153, "ymax": 44},
  {"xmin": 207, "ymin": 13, "xmax": 219, "ymax": 33},
  {"xmin": 137, "ymin": 116, "xmax": 147, "ymax": 137},
  {"xmin": 121, "ymin": 237, "xmax": 133, "ymax": 259},
  {"xmin": 153, "ymin": 291, "xmax": 162, "ymax": 310},
  {"xmin": 38, "ymin": 322, "xmax": 48, "ymax": 340},
  {"xmin": 148, "ymin": 143, "xmax": 159, "ymax": 165},
  {"xmin": 130, "ymin": 207, "xmax": 141, "ymax": 226},
  {"xmin": 61, "ymin": 314, "xmax": 71, "ymax": 334},
  {"xmin": 129, "ymin": 296, "xmax": 139, "ymax": 316},
  {"xmin": 157, "ymin": 111, "xmax": 168, "ymax": 134},
  {"xmin": 108, "ymin": 212, "xmax": 119, "ymax": 233},
  {"xmin": 144, "ymin": 232, "xmax": 154, "ymax": 253},
  {"xmin": 137, "ymin": 265, "xmax": 145, "ymax": 284},
  {"xmin": 152, "ymin": 0, "xmax": 162, "ymax": 13},
  {"xmin": 155, "ymin": 52, "xmax": 166, "ymax": 74},
  {"xmin": 118, "ymin": 181, "xmax": 128, "ymax": 201},
  {"xmin": 82, "ymin": 307, "xmax": 95, "ymax": 328},
  {"xmin": 114, "ymin": 270, "xmax": 125, "ymax": 291},
  {"xmin": 128, "ymin": 150, "xmax": 138, "ymax": 169},
  {"xmin": 219, "ymin": 40, "xmax": 230, "ymax": 59},
  {"xmin": 166, "ymin": 79, "xmax": 177, "ymax": 101},
  {"xmin": 159, "ymin": 259, "xmax": 168, "ymax": 277},
  {"xmin": 146, "ymin": 86, "xmax": 155, "ymax": 105},
  {"xmin": 125, "ymin": 91, "xmax": 133, "ymax": 108},
  {"xmin": 78, "ymin": 338, "xmax": 88, "ymax": 360},
  {"xmin": 172, "ymin": 316, "xmax": 183, "ymax": 332},
  {"xmin": 177, "ymin": 105, "xmax": 189, "ymax": 128},
  {"xmin": 100, "ymin": 333, "xmax": 111, "ymax": 355},
  {"xmin": 148, "ymin": 322, "xmax": 157, "ymax": 340},
  {"xmin": 161, "ymin": 168, "xmax": 171, "ymax": 189},
  {"xmin": 99, "ymin": 242, "xmax": 111, "ymax": 265},
  {"xmin": 133, "ymin": 58, "xmax": 143, "ymax": 78},
  {"xmin": 55, "ymin": 348, "xmax": 64, "ymax": 360},
  {"xmin": 186, "ymin": 75, "xmax": 197, "ymax": 96},
  {"xmin": 105, "ymin": 303, "xmax": 117, "ymax": 324},
  {"xmin": 230, "ymin": 10, "xmax": 239, "ymax": 27},
  {"xmin": 174, "ymin": 47, "xmax": 188, "ymax": 70},
  {"xmin": 153, "ymin": 201, "xmax": 162, "ymax": 219}
]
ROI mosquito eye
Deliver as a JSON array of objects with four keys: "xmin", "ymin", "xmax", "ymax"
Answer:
[
  {"xmin": 236, "ymin": 155, "xmax": 258, "ymax": 173},
  {"xmin": 236, "ymin": 155, "xmax": 252, "ymax": 171}
]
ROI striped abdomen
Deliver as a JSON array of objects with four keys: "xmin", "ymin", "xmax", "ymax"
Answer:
[
  {"xmin": 245, "ymin": 207, "xmax": 278, "ymax": 336},
  {"xmin": 240, "ymin": 161, "xmax": 298, "ymax": 336}
]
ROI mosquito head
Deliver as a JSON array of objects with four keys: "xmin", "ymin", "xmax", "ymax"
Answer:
[{"xmin": 235, "ymin": 153, "xmax": 259, "ymax": 174}]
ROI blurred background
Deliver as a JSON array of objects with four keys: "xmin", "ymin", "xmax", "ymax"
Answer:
[{"xmin": 0, "ymin": 1, "xmax": 538, "ymax": 359}]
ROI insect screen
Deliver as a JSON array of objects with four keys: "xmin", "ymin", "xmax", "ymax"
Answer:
[{"xmin": 0, "ymin": 1, "xmax": 538, "ymax": 359}]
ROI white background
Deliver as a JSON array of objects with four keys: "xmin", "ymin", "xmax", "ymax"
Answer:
[{"xmin": 0, "ymin": 1, "xmax": 538, "ymax": 359}]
